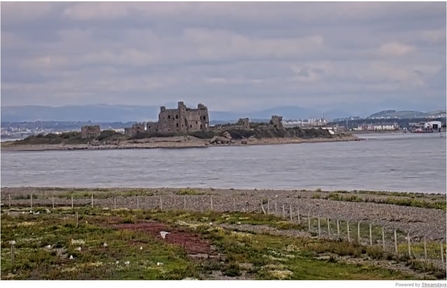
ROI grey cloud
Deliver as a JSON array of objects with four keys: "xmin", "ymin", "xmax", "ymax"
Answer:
[{"xmin": 1, "ymin": 2, "xmax": 445, "ymax": 112}]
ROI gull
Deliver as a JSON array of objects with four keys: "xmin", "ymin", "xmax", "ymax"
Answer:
[
  {"xmin": 76, "ymin": 247, "xmax": 82, "ymax": 251},
  {"xmin": 103, "ymin": 243, "xmax": 108, "ymax": 247},
  {"xmin": 157, "ymin": 262, "xmax": 164, "ymax": 266},
  {"xmin": 116, "ymin": 261, "xmax": 120, "ymax": 265},
  {"xmin": 124, "ymin": 261, "xmax": 130, "ymax": 265},
  {"xmin": 9, "ymin": 240, "xmax": 16, "ymax": 246},
  {"xmin": 160, "ymin": 231, "xmax": 170, "ymax": 239},
  {"xmin": 45, "ymin": 245, "xmax": 52, "ymax": 249},
  {"xmin": 69, "ymin": 255, "xmax": 74, "ymax": 260},
  {"xmin": 140, "ymin": 247, "xmax": 143, "ymax": 250},
  {"xmin": 209, "ymin": 222, "xmax": 213, "ymax": 226}
]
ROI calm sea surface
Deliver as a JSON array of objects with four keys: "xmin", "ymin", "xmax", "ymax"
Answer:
[{"xmin": 1, "ymin": 133, "xmax": 446, "ymax": 193}]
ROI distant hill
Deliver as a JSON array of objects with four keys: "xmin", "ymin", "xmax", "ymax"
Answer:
[
  {"xmin": 1, "ymin": 105, "xmax": 161, "ymax": 123},
  {"xmin": 367, "ymin": 109, "xmax": 446, "ymax": 119},
  {"xmin": 1, "ymin": 104, "xmax": 338, "ymax": 123},
  {"xmin": 5, "ymin": 104, "xmax": 442, "ymax": 123}
]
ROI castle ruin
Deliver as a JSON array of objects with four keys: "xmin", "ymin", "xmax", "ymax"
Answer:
[
  {"xmin": 124, "ymin": 123, "xmax": 146, "ymax": 137},
  {"xmin": 81, "ymin": 125, "xmax": 101, "ymax": 139}
]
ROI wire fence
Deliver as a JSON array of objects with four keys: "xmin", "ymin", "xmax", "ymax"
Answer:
[{"xmin": 3, "ymin": 192, "xmax": 446, "ymax": 269}]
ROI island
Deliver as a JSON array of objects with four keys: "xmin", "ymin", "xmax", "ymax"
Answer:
[{"xmin": 1, "ymin": 102, "xmax": 361, "ymax": 152}]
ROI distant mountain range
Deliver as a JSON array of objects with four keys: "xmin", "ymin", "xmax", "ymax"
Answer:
[
  {"xmin": 367, "ymin": 110, "xmax": 446, "ymax": 119},
  {"xmin": 1, "ymin": 104, "xmax": 350, "ymax": 123},
  {"xmin": 1, "ymin": 104, "xmax": 444, "ymax": 123}
]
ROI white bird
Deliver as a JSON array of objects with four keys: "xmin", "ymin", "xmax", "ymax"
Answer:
[
  {"xmin": 124, "ymin": 261, "xmax": 130, "ymax": 265},
  {"xmin": 160, "ymin": 231, "xmax": 170, "ymax": 239},
  {"xmin": 69, "ymin": 255, "xmax": 74, "ymax": 260},
  {"xmin": 103, "ymin": 242, "xmax": 108, "ymax": 247},
  {"xmin": 45, "ymin": 244, "xmax": 52, "ymax": 249},
  {"xmin": 237, "ymin": 222, "xmax": 242, "ymax": 225},
  {"xmin": 140, "ymin": 246, "xmax": 143, "ymax": 250},
  {"xmin": 76, "ymin": 247, "xmax": 82, "ymax": 251},
  {"xmin": 116, "ymin": 261, "xmax": 120, "ymax": 265},
  {"xmin": 209, "ymin": 222, "xmax": 213, "ymax": 226},
  {"xmin": 157, "ymin": 262, "xmax": 164, "ymax": 266},
  {"xmin": 9, "ymin": 240, "xmax": 16, "ymax": 246}
]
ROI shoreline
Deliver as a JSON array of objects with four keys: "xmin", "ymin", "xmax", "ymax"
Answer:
[{"xmin": 1, "ymin": 135, "xmax": 363, "ymax": 152}]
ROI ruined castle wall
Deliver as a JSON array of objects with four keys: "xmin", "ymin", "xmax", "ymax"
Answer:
[
  {"xmin": 270, "ymin": 115, "xmax": 284, "ymax": 129},
  {"xmin": 146, "ymin": 121, "xmax": 159, "ymax": 134},
  {"xmin": 157, "ymin": 102, "xmax": 209, "ymax": 134},
  {"xmin": 158, "ymin": 108, "xmax": 181, "ymax": 134},
  {"xmin": 81, "ymin": 125, "xmax": 101, "ymax": 139},
  {"xmin": 125, "ymin": 123, "xmax": 146, "ymax": 137}
]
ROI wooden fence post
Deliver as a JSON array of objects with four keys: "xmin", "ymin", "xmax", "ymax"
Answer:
[
  {"xmin": 8, "ymin": 194, "xmax": 11, "ymax": 208},
  {"xmin": 357, "ymin": 222, "xmax": 361, "ymax": 243},
  {"xmin": 327, "ymin": 218, "xmax": 331, "ymax": 237},
  {"xmin": 382, "ymin": 227, "xmax": 385, "ymax": 250},
  {"xmin": 267, "ymin": 200, "xmax": 270, "ymax": 214},
  {"xmin": 336, "ymin": 219, "xmax": 340, "ymax": 237},
  {"xmin": 233, "ymin": 197, "xmax": 236, "ymax": 211},
  {"xmin": 407, "ymin": 232, "xmax": 411, "ymax": 258},
  {"xmin": 71, "ymin": 195, "xmax": 74, "ymax": 209},
  {"xmin": 441, "ymin": 242, "xmax": 445, "ymax": 264},
  {"xmin": 282, "ymin": 204, "xmax": 285, "ymax": 219},
  {"xmin": 52, "ymin": 195, "xmax": 55, "ymax": 209},
  {"xmin": 183, "ymin": 197, "xmax": 187, "ymax": 210},
  {"xmin": 114, "ymin": 196, "xmax": 117, "ymax": 210},
  {"xmin": 317, "ymin": 215, "xmax": 321, "ymax": 238},
  {"xmin": 136, "ymin": 196, "xmax": 139, "ymax": 209},
  {"xmin": 394, "ymin": 229, "xmax": 398, "ymax": 255},
  {"xmin": 91, "ymin": 195, "xmax": 94, "ymax": 208},
  {"xmin": 30, "ymin": 193, "xmax": 33, "ymax": 209},
  {"xmin": 289, "ymin": 203, "xmax": 293, "ymax": 221},
  {"xmin": 347, "ymin": 221, "xmax": 351, "ymax": 242},
  {"xmin": 308, "ymin": 213, "xmax": 311, "ymax": 232},
  {"xmin": 159, "ymin": 196, "xmax": 163, "ymax": 211},
  {"xmin": 297, "ymin": 208, "xmax": 301, "ymax": 224},
  {"xmin": 369, "ymin": 224, "xmax": 373, "ymax": 246},
  {"xmin": 210, "ymin": 196, "xmax": 213, "ymax": 211},
  {"xmin": 275, "ymin": 201, "xmax": 278, "ymax": 215},
  {"xmin": 76, "ymin": 211, "xmax": 79, "ymax": 228}
]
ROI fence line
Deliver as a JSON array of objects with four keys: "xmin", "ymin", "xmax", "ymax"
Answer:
[{"xmin": 4, "ymin": 194, "xmax": 446, "ymax": 267}]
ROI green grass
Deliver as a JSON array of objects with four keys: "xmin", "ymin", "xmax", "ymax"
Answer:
[
  {"xmin": 326, "ymin": 192, "xmax": 446, "ymax": 211},
  {"xmin": 56, "ymin": 189, "xmax": 156, "ymax": 199},
  {"xmin": 2, "ymin": 207, "xmax": 445, "ymax": 280}
]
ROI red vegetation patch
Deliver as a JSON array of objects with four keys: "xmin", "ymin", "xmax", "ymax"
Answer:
[{"xmin": 114, "ymin": 222, "xmax": 216, "ymax": 255}]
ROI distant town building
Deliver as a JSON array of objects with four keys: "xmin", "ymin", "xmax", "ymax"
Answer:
[
  {"xmin": 353, "ymin": 122, "xmax": 399, "ymax": 131},
  {"xmin": 81, "ymin": 125, "xmax": 101, "ymax": 139}
]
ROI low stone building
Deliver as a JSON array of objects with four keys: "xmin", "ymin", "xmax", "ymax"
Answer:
[
  {"xmin": 81, "ymin": 125, "xmax": 101, "ymax": 139},
  {"xmin": 124, "ymin": 123, "xmax": 146, "ymax": 137}
]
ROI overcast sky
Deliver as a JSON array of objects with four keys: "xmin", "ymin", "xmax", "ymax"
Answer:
[{"xmin": 1, "ymin": 2, "xmax": 446, "ymax": 113}]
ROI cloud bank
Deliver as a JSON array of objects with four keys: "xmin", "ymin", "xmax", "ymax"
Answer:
[{"xmin": 1, "ymin": 2, "xmax": 446, "ymax": 114}]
